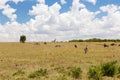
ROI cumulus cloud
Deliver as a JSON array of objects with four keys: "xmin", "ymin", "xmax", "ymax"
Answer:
[
  {"xmin": 71, "ymin": 0, "xmax": 85, "ymax": 12},
  {"xmin": 0, "ymin": 0, "xmax": 24, "ymax": 21},
  {"xmin": 2, "ymin": 5, "xmax": 17, "ymax": 21},
  {"xmin": 100, "ymin": 5, "xmax": 120, "ymax": 34},
  {"xmin": 11, "ymin": 0, "xmax": 24, "ymax": 4},
  {"xmin": 60, "ymin": 0, "xmax": 67, "ymax": 5},
  {"xmin": 37, "ymin": 0, "xmax": 45, "ymax": 4},
  {"xmin": 0, "ymin": 0, "xmax": 120, "ymax": 42},
  {"xmin": 85, "ymin": 0, "xmax": 97, "ymax": 5},
  {"xmin": 27, "ymin": 0, "xmax": 120, "ymax": 41}
]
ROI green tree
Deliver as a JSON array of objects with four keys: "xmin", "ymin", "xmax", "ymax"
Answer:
[{"xmin": 20, "ymin": 35, "xmax": 26, "ymax": 43}]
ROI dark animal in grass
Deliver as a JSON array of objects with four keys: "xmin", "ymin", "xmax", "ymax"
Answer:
[
  {"xmin": 74, "ymin": 44, "xmax": 77, "ymax": 48},
  {"xmin": 118, "ymin": 44, "xmax": 120, "ymax": 46},
  {"xmin": 110, "ymin": 43, "xmax": 116, "ymax": 46},
  {"xmin": 15, "ymin": 64, "xmax": 18, "ymax": 67},
  {"xmin": 44, "ymin": 42, "xmax": 47, "ymax": 44},
  {"xmin": 34, "ymin": 42, "xmax": 40, "ymax": 45},
  {"xmin": 55, "ymin": 45, "xmax": 61, "ymax": 47},
  {"xmin": 53, "ymin": 39, "xmax": 56, "ymax": 43},
  {"xmin": 84, "ymin": 45, "xmax": 88, "ymax": 54},
  {"xmin": 103, "ymin": 43, "xmax": 109, "ymax": 47}
]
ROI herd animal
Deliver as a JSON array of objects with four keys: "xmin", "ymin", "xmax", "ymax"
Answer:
[
  {"xmin": 74, "ymin": 44, "xmax": 77, "ymax": 48},
  {"xmin": 34, "ymin": 42, "xmax": 40, "ymax": 45},
  {"xmin": 84, "ymin": 45, "xmax": 88, "ymax": 54},
  {"xmin": 55, "ymin": 45, "xmax": 61, "ymax": 47},
  {"xmin": 103, "ymin": 43, "xmax": 109, "ymax": 47},
  {"xmin": 103, "ymin": 43, "xmax": 120, "ymax": 47},
  {"xmin": 110, "ymin": 43, "xmax": 117, "ymax": 46},
  {"xmin": 33, "ymin": 42, "xmax": 120, "ymax": 54}
]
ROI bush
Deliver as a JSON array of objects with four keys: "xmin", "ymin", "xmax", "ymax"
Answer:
[
  {"xmin": 20, "ymin": 35, "xmax": 26, "ymax": 43},
  {"xmin": 118, "ymin": 66, "xmax": 120, "ymax": 74},
  {"xmin": 13, "ymin": 69, "xmax": 25, "ymax": 76},
  {"xmin": 88, "ymin": 66, "xmax": 102, "ymax": 80},
  {"xmin": 117, "ymin": 66, "xmax": 120, "ymax": 78},
  {"xmin": 28, "ymin": 68, "xmax": 48, "ymax": 78},
  {"xmin": 70, "ymin": 67, "xmax": 82, "ymax": 79},
  {"xmin": 101, "ymin": 61, "xmax": 117, "ymax": 77},
  {"xmin": 15, "ymin": 78, "xmax": 26, "ymax": 80}
]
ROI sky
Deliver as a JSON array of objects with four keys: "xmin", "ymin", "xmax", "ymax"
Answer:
[{"xmin": 0, "ymin": 0, "xmax": 120, "ymax": 42}]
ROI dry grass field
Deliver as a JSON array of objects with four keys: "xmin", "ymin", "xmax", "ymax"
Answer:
[{"xmin": 0, "ymin": 42, "xmax": 120, "ymax": 80}]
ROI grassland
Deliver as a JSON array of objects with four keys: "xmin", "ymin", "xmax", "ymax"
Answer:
[{"xmin": 0, "ymin": 42, "xmax": 120, "ymax": 80}]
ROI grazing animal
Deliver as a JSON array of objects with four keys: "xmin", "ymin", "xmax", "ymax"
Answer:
[
  {"xmin": 55, "ymin": 45, "xmax": 61, "ymax": 47},
  {"xmin": 34, "ymin": 42, "xmax": 40, "ymax": 45},
  {"xmin": 15, "ymin": 64, "xmax": 18, "ymax": 67},
  {"xmin": 44, "ymin": 42, "xmax": 47, "ymax": 44},
  {"xmin": 74, "ymin": 44, "xmax": 77, "ymax": 48},
  {"xmin": 84, "ymin": 45, "xmax": 88, "ymax": 54},
  {"xmin": 53, "ymin": 39, "xmax": 56, "ymax": 43},
  {"xmin": 103, "ymin": 43, "xmax": 109, "ymax": 47},
  {"xmin": 118, "ymin": 44, "xmax": 120, "ymax": 46},
  {"xmin": 110, "ymin": 43, "xmax": 116, "ymax": 46}
]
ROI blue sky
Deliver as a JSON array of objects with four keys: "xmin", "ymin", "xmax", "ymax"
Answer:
[{"xmin": 0, "ymin": 0, "xmax": 120, "ymax": 41}]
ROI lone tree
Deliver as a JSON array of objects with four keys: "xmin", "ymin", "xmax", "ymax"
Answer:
[{"xmin": 20, "ymin": 35, "xmax": 26, "ymax": 43}]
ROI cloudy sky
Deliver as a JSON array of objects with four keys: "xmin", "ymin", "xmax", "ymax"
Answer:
[{"xmin": 0, "ymin": 0, "xmax": 120, "ymax": 42}]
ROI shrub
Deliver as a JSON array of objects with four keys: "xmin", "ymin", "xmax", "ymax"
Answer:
[
  {"xmin": 117, "ymin": 66, "xmax": 120, "ymax": 78},
  {"xmin": 118, "ymin": 66, "xmax": 120, "ymax": 74},
  {"xmin": 88, "ymin": 66, "xmax": 102, "ymax": 80},
  {"xmin": 20, "ymin": 35, "xmax": 26, "ymax": 43},
  {"xmin": 13, "ymin": 69, "xmax": 25, "ymax": 76},
  {"xmin": 15, "ymin": 78, "xmax": 26, "ymax": 80},
  {"xmin": 101, "ymin": 61, "xmax": 117, "ymax": 77},
  {"xmin": 70, "ymin": 67, "xmax": 82, "ymax": 79},
  {"xmin": 28, "ymin": 68, "xmax": 47, "ymax": 78}
]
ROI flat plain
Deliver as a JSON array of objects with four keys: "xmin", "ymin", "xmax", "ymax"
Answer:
[{"xmin": 0, "ymin": 42, "xmax": 120, "ymax": 80}]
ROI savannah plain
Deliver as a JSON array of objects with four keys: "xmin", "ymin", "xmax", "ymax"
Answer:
[{"xmin": 0, "ymin": 42, "xmax": 120, "ymax": 80}]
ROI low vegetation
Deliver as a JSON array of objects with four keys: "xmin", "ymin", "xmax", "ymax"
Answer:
[
  {"xmin": 13, "ymin": 69, "xmax": 25, "ymax": 76},
  {"xmin": 88, "ymin": 61, "xmax": 119, "ymax": 80},
  {"xmin": 101, "ymin": 60, "xmax": 117, "ymax": 77},
  {"xmin": 28, "ymin": 68, "xmax": 48, "ymax": 78},
  {"xmin": 69, "ymin": 38, "xmax": 120, "ymax": 42},
  {"xmin": 88, "ymin": 66, "xmax": 102, "ymax": 80},
  {"xmin": 70, "ymin": 67, "xmax": 82, "ymax": 79}
]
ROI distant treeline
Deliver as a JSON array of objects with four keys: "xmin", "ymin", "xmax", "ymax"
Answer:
[{"xmin": 69, "ymin": 38, "xmax": 120, "ymax": 42}]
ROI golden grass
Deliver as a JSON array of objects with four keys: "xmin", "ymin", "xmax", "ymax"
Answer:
[{"xmin": 0, "ymin": 42, "xmax": 120, "ymax": 80}]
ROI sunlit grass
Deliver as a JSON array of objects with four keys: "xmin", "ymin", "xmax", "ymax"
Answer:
[{"xmin": 0, "ymin": 42, "xmax": 120, "ymax": 80}]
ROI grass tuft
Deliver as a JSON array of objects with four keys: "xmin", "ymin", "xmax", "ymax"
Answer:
[
  {"xmin": 28, "ymin": 68, "xmax": 48, "ymax": 78},
  {"xmin": 12, "ymin": 69, "xmax": 25, "ymax": 76}
]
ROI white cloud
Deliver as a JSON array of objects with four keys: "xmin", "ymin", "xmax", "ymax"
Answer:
[
  {"xmin": 71, "ymin": 0, "xmax": 85, "ymax": 12},
  {"xmin": 49, "ymin": 2, "xmax": 61, "ymax": 15},
  {"xmin": 60, "ymin": 0, "xmax": 67, "ymax": 4},
  {"xmin": 0, "ymin": 0, "xmax": 8, "ymax": 9},
  {"xmin": 37, "ymin": 0, "xmax": 45, "ymax": 4},
  {"xmin": 100, "ymin": 5, "xmax": 120, "ymax": 33},
  {"xmin": 27, "ymin": 1, "xmax": 120, "ymax": 41},
  {"xmin": 0, "ymin": 0, "xmax": 24, "ymax": 21},
  {"xmin": 29, "ymin": 3, "xmax": 49, "ymax": 16},
  {"xmin": 11, "ymin": 0, "xmax": 24, "ymax": 4},
  {"xmin": 2, "ymin": 4, "xmax": 17, "ymax": 21},
  {"xmin": 0, "ymin": 0, "xmax": 120, "ymax": 42},
  {"xmin": 85, "ymin": 0, "xmax": 97, "ymax": 5}
]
